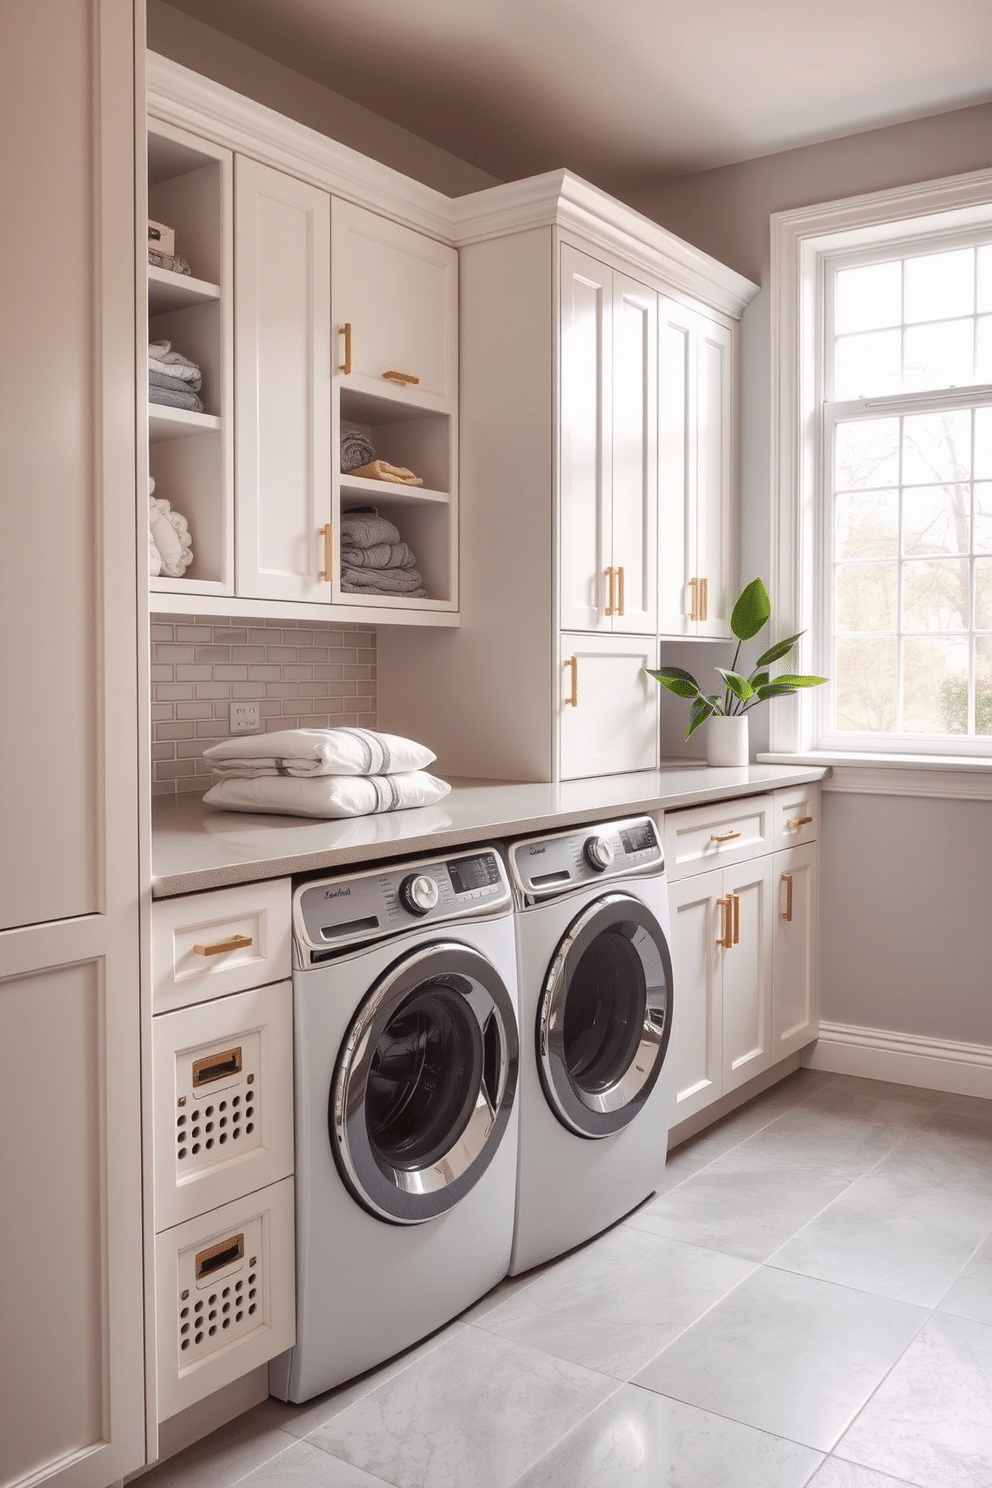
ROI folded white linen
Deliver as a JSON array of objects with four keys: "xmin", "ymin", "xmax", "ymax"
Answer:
[
  {"xmin": 203, "ymin": 726, "xmax": 436, "ymax": 777},
  {"xmin": 202, "ymin": 770, "xmax": 451, "ymax": 819}
]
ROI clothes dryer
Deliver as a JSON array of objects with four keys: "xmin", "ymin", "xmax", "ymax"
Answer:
[
  {"xmin": 270, "ymin": 847, "xmax": 519, "ymax": 1403},
  {"xmin": 507, "ymin": 815, "xmax": 673, "ymax": 1274}
]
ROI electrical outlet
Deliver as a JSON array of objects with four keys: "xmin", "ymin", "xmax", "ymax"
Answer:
[{"xmin": 229, "ymin": 701, "xmax": 260, "ymax": 734}]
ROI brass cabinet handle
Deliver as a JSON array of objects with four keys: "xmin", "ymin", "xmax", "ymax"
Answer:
[
  {"xmin": 700, "ymin": 576, "xmax": 708, "ymax": 622},
  {"xmin": 781, "ymin": 872, "xmax": 794, "ymax": 922},
  {"xmin": 688, "ymin": 576, "xmax": 699, "ymax": 622},
  {"xmin": 381, "ymin": 369, "xmax": 420, "ymax": 385},
  {"xmin": 787, "ymin": 815, "xmax": 813, "ymax": 828},
  {"xmin": 732, "ymin": 891, "xmax": 740, "ymax": 944},
  {"xmin": 604, "ymin": 566, "xmax": 616, "ymax": 616},
  {"xmin": 716, "ymin": 895, "xmax": 733, "ymax": 949},
  {"xmin": 192, "ymin": 933, "xmax": 253, "ymax": 958},
  {"xmin": 710, "ymin": 830, "xmax": 741, "ymax": 843},
  {"xmin": 339, "ymin": 322, "xmax": 352, "ymax": 375},
  {"xmin": 564, "ymin": 656, "xmax": 579, "ymax": 707},
  {"xmin": 319, "ymin": 522, "xmax": 333, "ymax": 582},
  {"xmin": 616, "ymin": 565, "xmax": 625, "ymax": 617}
]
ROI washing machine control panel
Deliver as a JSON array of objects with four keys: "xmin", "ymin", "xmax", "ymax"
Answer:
[
  {"xmin": 510, "ymin": 815, "xmax": 663, "ymax": 901},
  {"xmin": 294, "ymin": 848, "xmax": 511, "ymax": 961}
]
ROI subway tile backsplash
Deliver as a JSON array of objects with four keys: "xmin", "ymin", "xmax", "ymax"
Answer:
[{"xmin": 150, "ymin": 615, "xmax": 376, "ymax": 794}]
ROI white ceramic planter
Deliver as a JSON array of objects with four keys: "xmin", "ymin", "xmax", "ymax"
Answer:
[{"xmin": 706, "ymin": 714, "xmax": 749, "ymax": 767}]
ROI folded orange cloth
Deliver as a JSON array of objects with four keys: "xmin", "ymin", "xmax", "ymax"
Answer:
[{"xmin": 349, "ymin": 459, "xmax": 423, "ymax": 487}]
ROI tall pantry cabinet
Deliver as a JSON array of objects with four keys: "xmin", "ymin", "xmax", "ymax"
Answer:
[
  {"xmin": 0, "ymin": 3, "xmax": 146, "ymax": 1487},
  {"xmin": 377, "ymin": 175, "xmax": 758, "ymax": 781}
]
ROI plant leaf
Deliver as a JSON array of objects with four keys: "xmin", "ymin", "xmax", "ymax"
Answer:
[
  {"xmin": 685, "ymin": 693, "xmax": 718, "ymax": 739},
  {"xmin": 754, "ymin": 631, "xmax": 804, "ymax": 667},
  {"xmin": 773, "ymin": 673, "xmax": 829, "ymax": 688},
  {"xmin": 643, "ymin": 666, "xmax": 701, "ymax": 699},
  {"xmin": 730, "ymin": 578, "xmax": 771, "ymax": 641},
  {"xmin": 748, "ymin": 670, "xmax": 770, "ymax": 691},
  {"xmin": 753, "ymin": 683, "xmax": 798, "ymax": 700},
  {"xmin": 716, "ymin": 668, "xmax": 753, "ymax": 702}
]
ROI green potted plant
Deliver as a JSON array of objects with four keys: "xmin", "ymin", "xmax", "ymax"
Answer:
[{"xmin": 644, "ymin": 578, "xmax": 828, "ymax": 765}]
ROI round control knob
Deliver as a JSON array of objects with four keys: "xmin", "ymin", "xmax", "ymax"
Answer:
[
  {"xmin": 583, "ymin": 835, "xmax": 614, "ymax": 873},
  {"xmin": 399, "ymin": 873, "xmax": 439, "ymax": 916}
]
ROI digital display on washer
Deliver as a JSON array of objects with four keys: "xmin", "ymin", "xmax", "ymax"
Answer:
[
  {"xmin": 448, "ymin": 853, "xmax": 500, "ymax": 896},
  {"xmin": 619, "ymin": 822, "xmax": 658, "ymax": 855}
]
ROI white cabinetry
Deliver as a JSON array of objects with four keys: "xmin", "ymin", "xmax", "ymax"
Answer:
[
  {"xmin": 657, "ymin": 293, "xmax": 736, "ymax": 638},
  {"xmin": 559, "ymin": 245, "xmax": 657, "ymax": 635},
  {"xmin": 559, "ymin": 634, "xmax": 660, "ymax": 781},
  {"xmin": 663, "ymin": 787, "xmax": 819, "ymax": 1130}
]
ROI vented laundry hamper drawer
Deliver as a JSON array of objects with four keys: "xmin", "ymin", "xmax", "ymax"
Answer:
[
  {"xmin": 152, "ymin": 980, "xmax": 294, "ymax": 1229},
  {"xmin": 152, "ymin": 878, "xmax": 292, "ymax": 1013},
  {"xmin": 155, "ymin": 1177, "xmax": 295, "ymax": 1421}
]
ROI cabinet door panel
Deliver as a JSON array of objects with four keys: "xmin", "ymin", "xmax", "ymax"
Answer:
[
  {"xmin": 235, "ymin": 157, "xmax": 331, "ymax": 602},
  {"xmin": 559, "ymin": 244, "xmax": 611, "ymax": 632},
  {"xmin": 773, "ymin": 843, "xmax": 818, "ymax": 1056},
  {"xmin": 722, "ymin": 860, "xmax": 775, "ymax": 1093},
  {"xmin": 668, "ymin": 873, "xmax": 723, "ymax": 1125},
  {"xmin": 611, "ymin": 274, "xmax": 657, "ymax": 633},
  {"xmin": 695, "ymin": 316, "xmax": 735, "ymax": 638},
  {"xmin": 657, "ymin": 297, "xmax": 694, "ymax": 637},
  {"xmin": 558, "ymin": 634, "xmax": 658, "ymax": 780},
  {"xmin": 332, "ymin": 199, "xmax": 456, "ymax": 402}
]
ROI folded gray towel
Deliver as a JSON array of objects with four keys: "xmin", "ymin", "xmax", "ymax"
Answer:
[
  {"xmin": 149, "ymin": 367, "xmax": 202, "ymax": 394},
  {"xmin": 149, "ymin": 383, "xmax": 204, "ymax": 413},
  {"xmin": 340, "ymin": 541, "xmax": 417, "ymax": 570},
  {"xmin": 340, "ymin": 511, "xmax": 401, "ymax": 549},
  {"xmin": 341, "ymin": 430, "xmax": 376, "ymax": 472},
  {"xmin": 340, "ymin": 564, "xmax": 426, "ymax": 595}
]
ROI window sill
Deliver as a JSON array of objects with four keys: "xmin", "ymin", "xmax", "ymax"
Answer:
[{"xmin": 758, "ymin": 751, "xmax": 992, "ymax": 800}]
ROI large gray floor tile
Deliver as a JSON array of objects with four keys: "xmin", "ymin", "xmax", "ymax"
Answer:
[
  {"xmin": 239, "ymin": 1439, "xmax": 393, "ymax": 1488},
  {"xmin": 475, "ymin": 1224, "xmax": 754, "ymax": 1379},
  {"xmin": 139, "ymin": 1411, "xmax": 301, "ymax": 1488},
  {"xmin": 938, "ymin": 1234, "xmax": 992, "ymax": 1325},
  {"xmin": 799, "ymin": 1076, "xmax": 945, "ymax": 1125},
  {"xmin": 628, "ymin": 1145, "xmax": 853, "ymax": 1262},
  {"xmin": 807, "ymin": 1459, "xmax": 917, "ymax": 1488},
  {"xmin": 634, "ymin": 1267, "xmax": 927, "ymax": 1452},
  {"xmin": 510, "ymin": 1384, "xmax": 824, "ymax": 1488},
  {"xmin": 306, "ymin": 1324, "xmax": 618, "ymax": 1488},
  {"xmin": 836, "ymin": 1311, "xmax": 992, "ymax": 1488}
]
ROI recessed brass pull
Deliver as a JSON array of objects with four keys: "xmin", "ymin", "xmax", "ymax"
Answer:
[
  {"xmin": 319, "ymin": 522, "xmax": 333, "ymax": 583},
  {"xmin": 381, "ymin": 369, "xmax": 420, "ymax": 385},
  {"xmin": 604, "ymin": 567, "xmax": 616, "ymax": 616},
  {"xmin": 700, "ymin": 577, "xmax": 708, "ymax": 622},
  {"xmin": 193, "ymin": 1046, "xmax": 243, "ymax": 1088},
  {"xmin": 192, "ymin": 933, "xmax": 253, "ymax": 958},
  {"xmin": 710, "ymin": 829, "xmax": 741, "ymax": 843},
  {"xmin": 781, "ymin": 873, "xmax": 794, "ymax": 922},
  {"xmin": 716, "ymin": 895, "xmax": 733, "ymax": 949},
  {"xmin": 564, "ymin": 656, "xmax": 578, "ymax": 707},
  {"xmin": 616, "ymin": 565, "xmax": 625, "ymax": 617},
  {"xmin": 787, "ymin": 815, "xmax": 813, "ymax": 828},
  {"xmin": 339, "ymin": 322, "xmax": 352, "ymax": 375},
  {"xmin": 195, "ymin": 1232, "xmax": 244, "ymax": 1283},
  {"xmin": 688, "ymin": 576, "xmax": 699, "ymax": 622}
]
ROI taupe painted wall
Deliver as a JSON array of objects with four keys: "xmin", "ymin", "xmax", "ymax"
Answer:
[{"xmin": 629, "ymin": 109, "xmax": 992, "ymax": 1045}]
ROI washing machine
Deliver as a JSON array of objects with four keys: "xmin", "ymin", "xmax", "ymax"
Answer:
[
  {"xmin": 269, "ymin": 846, "xmax": 519, "ymax": 1403},
  {"xmin": 507, "ymin": 814, "xmax": 674, "ymax": 1275}
]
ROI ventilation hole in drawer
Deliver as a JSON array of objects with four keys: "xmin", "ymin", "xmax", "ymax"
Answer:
[
  {"xmin": 176, "ymin": 1082, "xmax": 261, "ymax": 1169},
  {"xmin": 175, "ymin": 1249, "xmax": 265, "ymax": 1366}
]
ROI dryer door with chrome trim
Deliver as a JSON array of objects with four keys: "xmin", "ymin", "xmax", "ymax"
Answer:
[
  {"xmin": 330, "ymin": 942, "xmax": 518, "ymax": 1224},
  {"xmin": 538, "ymin": 893, "xmax": 672, "ymax": 1138}
]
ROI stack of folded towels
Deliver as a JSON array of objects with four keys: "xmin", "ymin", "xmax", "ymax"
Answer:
[
  {"xmin": 340, "ymin": 509, "xmax": 427, "ymax": 598},
  {"xmin": 149, "ymin": 339, "xmax": 203, "ymax": 413},
  {"xmin": 201, "ymin": 727, "xmax": 450, "ymax": 819},
  {"xmin": 341, "ymin": 429, "xmax": 423, "ymax": 487}
]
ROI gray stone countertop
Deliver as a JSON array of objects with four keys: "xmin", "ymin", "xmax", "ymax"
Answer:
[{"xmin": 151, "ymin": 762, "xmax": 828, "ymax": 899}]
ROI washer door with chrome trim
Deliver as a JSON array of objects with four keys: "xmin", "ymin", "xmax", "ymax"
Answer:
[
  {"xmin": 330, "ymin": 942, "xmax": 518, "ymax": 1224},
  {"xmin": 538, "ymin": 893, "xmax": 672, "ymax": 1138}
]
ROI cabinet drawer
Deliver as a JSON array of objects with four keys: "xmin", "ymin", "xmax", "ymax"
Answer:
[
  {"xmin": 152, "ymin": 879, "xmax": 292, "ymax": 1013},
  {"xmin": 663, "ymin": 794, "xmax": 772, "ymax": 880},
  {"xmin": 771, "ymin": 784, "xmax": 819, "ymax": 850}
]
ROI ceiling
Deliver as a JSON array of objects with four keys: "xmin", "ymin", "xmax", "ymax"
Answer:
[{"xmin": 158, "ymin": 0, "xmax": 992, "ymax": 192}]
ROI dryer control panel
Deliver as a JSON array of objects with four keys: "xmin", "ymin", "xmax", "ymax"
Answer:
[
  {"xmin": 509, "ymin": 816, "xmax": 664, "ymax": 904},
  {"xmin": 294, "ymin": 848, "xmax": 511, "ymax": 964}
]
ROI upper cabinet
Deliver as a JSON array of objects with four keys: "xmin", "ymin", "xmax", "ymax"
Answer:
[
  {"xmin": 559, "ymin": 246, "xmax": 658, "ymax": 635},
  {"xmin": 657, "ymin": 294, "xmax": 737, "ymax": 638}
]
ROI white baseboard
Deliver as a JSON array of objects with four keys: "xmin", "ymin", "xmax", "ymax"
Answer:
[{"xmin": 804, "ymin": 1022, "xmax": 992, "ymax": 1099}]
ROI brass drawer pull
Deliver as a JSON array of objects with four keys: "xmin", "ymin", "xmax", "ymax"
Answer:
[
  {"xmin": 617, "ymin": 565, "xmax": 625, "ymax": 617},
  {"xmin": 192, "ymin": 933, "xmax": 253, "ymax": 958},
  {"xmin": 710, "ymin": 830, "xmax": 741, "ymax": 843},
  {"xmin": 787, "ymin": 815, "xmax": 813, "ymax": 828},
  {"xmin": 688, "ymin": 576, "xmax": 699, "ymax": 622},
  {"xmin": 732, "ymin": 891, "xmax": 740, "ymax": 944},
  {"xmin": 717, "ymin": 895, "xmax": 733, "ymax": 948},
  {"xmin": 781, "ymin": 873, "xmax": 794, "ymax": 922},
  {"xmin": 319, "ymin": 522, "xmax": 333, "ymax": 583},
  {"xmin": 339, "ymin": 322, "xmax": 352, "ymax": 375},
  {"xmin": 604, "ymin": 566, "xmax": 616, "ymax": 616},
  {"xmin": 700, "ymin": 576, "xmax": 708, "ymax": 622},
  {"xmin": 564, "ymin": 656, "xmax": 578, "ymax": 707},
  {"xmin": 381, "ymin": 369, "xmax": 420, "ymax": 385}
]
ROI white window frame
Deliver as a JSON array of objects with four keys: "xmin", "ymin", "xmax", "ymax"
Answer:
[{"xmin": 770, "ymin": 166, "xmax": 992, "ymax": 794}]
